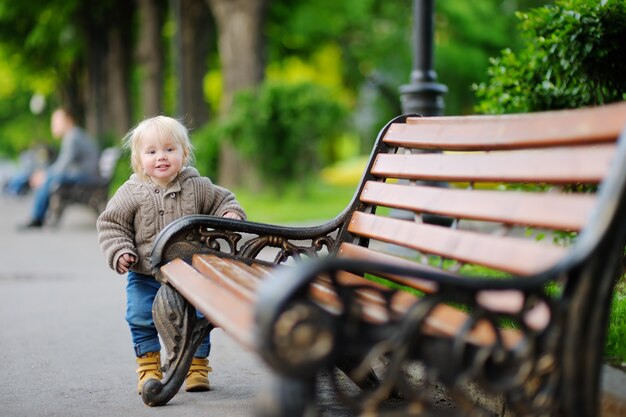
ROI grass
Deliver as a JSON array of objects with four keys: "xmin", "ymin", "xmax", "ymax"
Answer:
[
  {"xmin": 233, "ymin": 180, "xmax": 358, "ymax": 225},
  {"xmin": 607, "ymin": 279, "xmax": 626, "ymax": 368},
  {"xmin": 231, "ymin": 156, "xmax": 369, "ymax": 225}
]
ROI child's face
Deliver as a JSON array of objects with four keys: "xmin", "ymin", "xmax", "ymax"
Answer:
[{"xmin": 138, "ymin": 132, "xmax": 184, "ymax": 187}]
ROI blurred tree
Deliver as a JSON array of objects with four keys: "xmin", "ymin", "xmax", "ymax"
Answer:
[
  {"xmin": 209, "ymin": 81, "xmax": 348, "ymax": 194},
  {"xmin": 265, "ymin": 0, "xmax": 550, "ymax": 142},
  {"xmin": 136, "ymin": 0, "xmax": 166, "ymax": 118},
  {"xmin": 73, "ymin": 0, "xmax": 135, "ymax": 140},
  {"xmin": 104, "ymin": 0, "xmax": 134, "ymax": 138},
  {"xmin": 206, "ymin": 0, "xmax": 268, "ymax": 188},
  {"xmin": 0, "ymin": 0, "xmax": 555, "ymax": 166},
  {"xmin": 179, "ymin": 0, "xmax": 214, "ymax": 128},
  {"xmin": 0, "ymin": 0, "xmax": 136, "ymax": 142},
  {"xmin": 207, "ymin": 0, "xmax": 267, "ymax": 114},
  {"xmin": 0, "ymin": 0, "xmax": 82, "ymax": 111},
  {"xmin": 267, "ymin": 0, "xmax": 407, "ymax": 109},
  {"xmin": 435, "ymin": 0, "xmax": 549, "ymax": 115},
  {"xmin": 0, "ymin": 0, "xmax": 85, "ymax": 156}
]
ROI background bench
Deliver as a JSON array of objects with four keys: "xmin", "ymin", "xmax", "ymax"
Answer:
[
  {"xmin": 145, "ymin": 102, "xmax": 626, "ymax": 417},
  {"xmin": 48, "ymin": 147, "xmax": 121, "ymax": 225}
]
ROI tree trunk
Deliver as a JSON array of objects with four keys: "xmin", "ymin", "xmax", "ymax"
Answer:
[
  {"xmin": 136, "ymin": 0, "xmax": 166, "ymax": 119},
  {"xmin": 78, "ymin": 1, "xmax": 134, "ymax": 145},
  {"xmin": 206, "ymin": 0, "xmax": 267, "ymax": 188},
  {"xmin": 180, "ymin": 0, "xmax": 213, "ymax": 129},
  {"xmin": 58, "ymin": 63, "xmax": 86, "ymax": 128},
  {"xmin": 83, "ymin": 28, "xmax": 107, "ymax": 143},
  {"xmin": 106, "ymin": 1, "xmax": 134, "ymax": 139}
]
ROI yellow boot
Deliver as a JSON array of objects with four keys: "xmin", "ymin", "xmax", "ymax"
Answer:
[
  {"xmin": 136, "ymin": 352, "xmax": 163, "ymax": 394},
  {"xmin": 185, "ymin": 357, "xmax": 212, "ymax": 392}
]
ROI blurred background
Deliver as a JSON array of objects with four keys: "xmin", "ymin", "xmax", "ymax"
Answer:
[
  {"xmin": 0, "ymin": 0, "xmax": 551, "ymax": 201},
  {"xmin": 0, "ymin": 0, "xmax": 625, "ymax": 223}
]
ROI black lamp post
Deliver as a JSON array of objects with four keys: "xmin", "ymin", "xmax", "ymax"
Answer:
[
  {"xmin": 399, "ymin": 0, "xmax": 447, "ymax": 116},
  {"xmin": 396, "ymin": 0, "xmax": 451, "ymax": 225}
]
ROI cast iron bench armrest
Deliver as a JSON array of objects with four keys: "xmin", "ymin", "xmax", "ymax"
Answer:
[
  {"xmin": 255, "ymin": 256, "xmax": 548, "ymax": 368},
  {"xmin": 151, "ymin": 210, "xmax": 350, "ymax": 278}
]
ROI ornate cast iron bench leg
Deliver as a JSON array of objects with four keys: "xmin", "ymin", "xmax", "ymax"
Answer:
[{"xmin": 141, "ymin": 283, "xmax": 212, "ymax": 406}]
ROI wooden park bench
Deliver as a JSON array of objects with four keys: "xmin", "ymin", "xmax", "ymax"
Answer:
[
  {"xmin": 48, "ymin": 147, "xmax": 121, "ymax": 225},
  {"xmin": 143, "ymin": 102, "xmax": 626, "ymax": 417}
]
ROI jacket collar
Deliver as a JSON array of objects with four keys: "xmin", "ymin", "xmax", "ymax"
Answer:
[{"xmin": 129, "ymin": 166, "xmax": 200, "ymax": 192}]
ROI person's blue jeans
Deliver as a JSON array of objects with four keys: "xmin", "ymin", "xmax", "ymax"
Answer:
[
  {"xmin": 31, "ymin": 172, "xmax": 89, "ymax": 222},
  {"xmin": 126, "ymin": 271, "xmax": 211, "ymax": 358},
  {"xmin": 5, "ymin": 172, "xmax": 30, "ymax": 195}
]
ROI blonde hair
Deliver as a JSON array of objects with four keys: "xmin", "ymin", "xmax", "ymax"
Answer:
[{"xmin": 123, "ymin": 115, "xmax": 194, "ymax": 181}]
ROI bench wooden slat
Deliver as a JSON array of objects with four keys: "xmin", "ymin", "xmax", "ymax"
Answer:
[
  {"xmin": 360, "ymin": 180, "xmax": 596, "ymax": 231},
  {"xmin": 386, "ymin": 102, "xmax": 626, "ymax": 151},
  {"xmin": 423, "ymin": 300, "xmax": 522, "ymax": 348},
  {"xmin": 191, "ymin": 258, "xmax": 397, "ymax": 321},
  {"xmin": 192, "ymin": 255, "xmax": 391, "ymax": 324},
  {"xmin": 249, "ymin": 263, "xmax": 273, "ymax": 277},
  {"xmin": 192, "ymin": 255, "xmax": 257, "ymax": 301},
  {"xmin": 390, "ymin": 291, "xmax": 523, "ymax": 347},
  {"xmin": 347, "ymin": 212, "xmax": 567, "ymax": 275},
  {"xmin": 310, "ymin": 280, "xmax": 391, "ymax": 324},
  {"xmin": 196, "ymin": 255, "xmax": 264, "ymax": 288},
  {"xmin": 372, "ymin": 144, "xmax": 614, "ymax": 184},
  {"xmin": 338, "ymin": 242, "xmax": 439, "ymax": 293},
  {"xmin": 336, "ymin": 270, "xmax": 522, "ymax": 347},
  {"xmin": 161, "ymin": 259, "xmax": 255, "ymax": 348}
]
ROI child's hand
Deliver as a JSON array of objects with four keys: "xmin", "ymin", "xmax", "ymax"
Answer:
[
  {"xmin": 116, "ymin": 253, "xmax": 136, "ymax": 274},
  {"xmin": 223, "ymin": 211, "xmax": 243, "ymax": 220}
]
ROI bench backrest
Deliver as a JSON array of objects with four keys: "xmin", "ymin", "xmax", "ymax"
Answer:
[{"xmin": 338, "ymin": 102, "xmax": 626, "ymax": 295}]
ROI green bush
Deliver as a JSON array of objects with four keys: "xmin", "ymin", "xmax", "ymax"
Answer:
[
  {"xmin": 190, "ymin": 120, "xmax": 222, "ymax": 181},
  {"xmin": 474, "ymin": 0, "xmax": 626, "ymax": 114},
  {"xmin": 474, "ymin": 0, "xmax": 626, "ymax": 364},
  {"xmin": 213, "ymin": 81, "xmax": 348, "ymax": 193}
]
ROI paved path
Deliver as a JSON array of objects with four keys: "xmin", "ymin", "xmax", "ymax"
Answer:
[{"xmin": 0, "ymin": 195, "xmax": 271, "ymax": 417}]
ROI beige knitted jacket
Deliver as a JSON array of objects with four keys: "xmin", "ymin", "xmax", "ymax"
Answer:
[{"xmin": 96, "ymin": 167, "xmax": 246, "ymax": 275}]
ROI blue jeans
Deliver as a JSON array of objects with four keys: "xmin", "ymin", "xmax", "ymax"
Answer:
[
  {"xmin": 126, "ymin": 271, "xmax": 211, "ymax": 358},
  {"xmin": 5, "ymin": 172, "xmax": 30, "ymax": 195},
  {"xmin": 31, "ymin": 172, "xmax": 90, "ymax": 221}
]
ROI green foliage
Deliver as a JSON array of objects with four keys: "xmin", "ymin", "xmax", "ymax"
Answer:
[
  {"xmin": 0, "ymin": 0, "xmax": 83, "ymax": 159},
  {"xmin": 0, "ymin": 1, "xmax": 554, "ymax": 162},
  {"xmin": 268, "ymin": 0, "xmax": 550, "ymax": 121},
  {"xmin": 0, "ymin": 111, "xmax": 53, "ymax": 158},
  {"xmin": 607, "ymin": 283, "xmax": 626, "ymax": 365},
  {"xmin": 0, "ymin": 0, "xmax": 82, "ymax": 71},
  {"xmin": 215, "ymin": 81, "xmax": 349, "ymax": 193},
  {"xmin": 190, "ymin": 121, "xmax": 222, "ymax": 180},
  {"xmin": 109, "ymin": 152, "xmax": 133, "ymax": 195},
  {"xmin": 436, "ymin": 1, "xmax": 548, "ymax": 115},
  {"xmin": 267, "ymin": 0, "xmax": 410, "ymax": 139},
  {"xmin": 475, "ymin": 0, "xmax": 626, "ymax": 114}
]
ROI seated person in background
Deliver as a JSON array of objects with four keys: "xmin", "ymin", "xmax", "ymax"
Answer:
[{"xmin": 19, "ymin": 107, "xmax": 100, "ymax": 228}]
